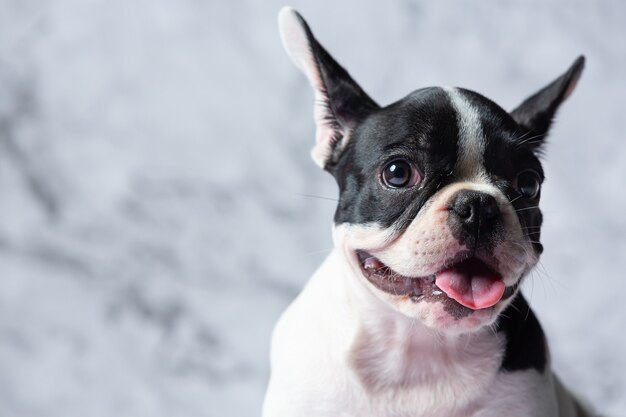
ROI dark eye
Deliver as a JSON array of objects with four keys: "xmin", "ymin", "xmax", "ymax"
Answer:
[
  {"xmin": 381, "ymin": 160, "xmax": 422, "ymax": 188},
  {"xmin": 516, "ymin": 170, "xmax": 542, "ymax": 199}
]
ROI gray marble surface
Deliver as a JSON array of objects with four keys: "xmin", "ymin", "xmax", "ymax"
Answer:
[{"xmin": 0, "ymin": 0, "xmax": 625, "ymax": 416}]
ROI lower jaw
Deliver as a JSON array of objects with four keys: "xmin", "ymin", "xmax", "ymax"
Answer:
[{"xmin": 355, "ymin": 250, "xmax": 518, "ymax": 312}]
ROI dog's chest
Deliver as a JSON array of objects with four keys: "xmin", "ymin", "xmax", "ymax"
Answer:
[
  {"xmin": 345, "ymin": 317, "xmax": 506, "ymax": 416},
  {"xmin": 264, "ymin": 254, "xmax": 560, "ymax": 417}
]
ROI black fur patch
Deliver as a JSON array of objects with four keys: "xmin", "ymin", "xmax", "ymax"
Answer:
[
  {"xmin": 332, "ymin": 87, "xmax": 546, "ymax": 260},
  {"xmin": 332, "ymin": 87, "xmax": 459, "ymax": 229},
  {"xmin": 496, "ymin": 294, "xmax": 547, "ymax": 372},
  {"xmin": 456, "ymin": 88, "xmax": 545, "ymax": 254}
]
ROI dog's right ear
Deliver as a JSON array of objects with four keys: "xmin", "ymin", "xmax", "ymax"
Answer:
[
  {"xmin": 278, "ymin": 7, "xmax": 379, "ymax": 169},
  {"xmin": 510, "ymin": 56, "xmax": 585, "ymax": 150}
]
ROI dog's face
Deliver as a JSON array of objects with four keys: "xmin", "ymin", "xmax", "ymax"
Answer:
[
  {"xmin": 279, "ymin": 8, "xmax": 583, "ymax": 333},
  {"xmin": 330, "ymin": 88, "xmax": 546, "ymax": 331}
]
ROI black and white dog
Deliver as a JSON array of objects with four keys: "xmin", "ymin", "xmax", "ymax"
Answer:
[{"xmin": 264, "ymin": 7, "xmax": 591, "ymax": 417}]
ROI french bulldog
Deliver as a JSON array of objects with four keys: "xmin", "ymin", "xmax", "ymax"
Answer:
[{"xmin": 264, "ymin": 7, "xmax": 591, "ymax": 417}]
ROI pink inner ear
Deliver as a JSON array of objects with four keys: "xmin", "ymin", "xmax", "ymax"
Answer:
[
  {"xmin": 563, "ymin": 71, "xmax": 581, "ymax": 101},
  {"xmin": 278, "ymin": 11, "xmax": 322, "ymax": 86},
  {"xmin": 278, "ymin": 7, "xmax": 344, "ymax": 168},
  {"xmin": 311, "ymin": 91, "xmax": 342, "ymax": 168}
]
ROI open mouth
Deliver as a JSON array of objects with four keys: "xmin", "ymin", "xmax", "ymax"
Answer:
[{"xmin": 356, "ymin": 250, "xmax": 517, "ymax": 310}]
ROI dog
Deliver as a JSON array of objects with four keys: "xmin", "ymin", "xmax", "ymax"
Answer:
[{"xmin": 264, "ymin": 7, "xmax": 591, "ymax": 417}]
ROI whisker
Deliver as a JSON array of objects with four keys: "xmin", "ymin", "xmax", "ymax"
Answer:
[
  {"xmin": 498, "ymin": 312, "xmax": 511, "ymax": 321},
  {"xmin": 295, "ymin": 193, "xmax": 338, "ymax": 202},
  {"xmin": 522, "ymin": 139, "xmax": 545, "ymax": 147},
  {"xmin": 501, "ymin": 238, "xmax": 543, "ymax": 245},
  {"xmin": 507, "ymin": 301, "xmax": 522, "ymax": 315},
  {"xmin": 300, "ymin": 248, "xmax": 334, "ymax": 257},
  {"xmin": 508, "ymin": 194, "xmax": 523, "ymax": 205},
  {"xmin": 514, "ymin": 206, "xmax": 540, "ymax": 212},
  {"xmin": 512, "ymin": 130, "xmax": 530, "ymax": 142},
  {"xmin": 488, "ymin": 321, "xmax": 503, "ymax": 339},
  {"xmin": 515, "ymin": 133, "xmax": 546, "ymax": 147}
]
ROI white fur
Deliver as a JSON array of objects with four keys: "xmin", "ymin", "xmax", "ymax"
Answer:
[
  {"xmin": 263, "ymin": 250, "xmax": 584, "ymax": 416},
  {"xmin": 263, "ymin": 179, "xmax": 590, "ymax": 416},
  {"xmin": 269, "ymin": 10, "xmax": 591, "ymax": 416},
  {"xmin": 329, "ymin": 181, "xmax": 536, "ymax": 330},
  {"xmin": 444, "ymin": 87, "xmax": 488, "ymax": 180}
]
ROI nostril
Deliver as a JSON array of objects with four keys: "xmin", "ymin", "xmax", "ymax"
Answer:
[
  {"xmin": 455, "ymin": 203, "xmax": 472, "ymax": 219},
  {"xmin": 482, "ymin": 195, "xmax": 500, "ymax": 220},
  {"xmin": 450, "ymin": 190, "xmax": 500, "ymax": 224},
  {"xmin": 451, "ymin": 193, "xmax": 476, "ymax": 220},
  {"xmin": 449, "ymin": 190, "xmax": 502, "ymax": 245}
]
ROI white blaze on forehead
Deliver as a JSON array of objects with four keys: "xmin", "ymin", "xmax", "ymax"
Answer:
[{"xmin": 444, "ymin": 87, "xmax": 487, "ymax": 180}]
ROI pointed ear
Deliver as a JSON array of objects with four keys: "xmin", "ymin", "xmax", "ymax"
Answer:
[
  {"xmin": 278, "ymin": 7, "xmax": 379, "ymax": 169},
  {"xmin": 510, "ymin": 56, "xmax": 585, "ymax": 148}
]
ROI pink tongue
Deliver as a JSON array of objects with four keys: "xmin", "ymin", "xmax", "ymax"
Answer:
[{"xmin": 435, "ymin": 261, "xmax": 505, "ymax": 310}]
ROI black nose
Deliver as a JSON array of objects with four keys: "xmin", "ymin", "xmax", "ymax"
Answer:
[{"xmin": 449, "ymin": 190, "xmax": 501, "ymax": 242}]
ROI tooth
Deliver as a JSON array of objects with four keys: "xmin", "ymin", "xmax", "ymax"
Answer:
[
  {"xmin": 364, "ymin": 257, "xmax": 384, "ymax": 270},
  {"xmin": 411, "ymin": 294, "xmax": 423, "ymax": 302},
  {"xmin": 432, "ymin": 290, "xmax": 442, "ymax": 296}
]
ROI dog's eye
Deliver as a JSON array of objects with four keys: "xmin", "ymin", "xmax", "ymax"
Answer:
[
  {"xmin": 381, "ymin": 160, "xmax": 421, "ymax": 188},
  {"xmin": 516, "ymin": 170, "xmax": 542, "ymax": 199}
]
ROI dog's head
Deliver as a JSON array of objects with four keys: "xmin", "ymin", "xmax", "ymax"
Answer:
[{"xmin": 278, "ymin": 8, "xmax": 583, "ymax": 333}]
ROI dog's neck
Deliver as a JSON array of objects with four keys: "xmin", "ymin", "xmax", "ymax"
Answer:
[{"xmin": 326, "ymin": 249, "xmax": 505, "ymax": 395}]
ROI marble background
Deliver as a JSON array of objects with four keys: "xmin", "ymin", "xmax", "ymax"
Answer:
[{"xmin": 0, "ymin": 0, "xmax": 625, "ymax": 416}]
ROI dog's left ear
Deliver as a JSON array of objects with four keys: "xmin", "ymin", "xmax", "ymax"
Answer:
[
  {"xmin": 511, "ymin": 56, "xmax": 585, "ymax": 149},
  {"xmin": 278, "ymin": 7, "xmax": 379, "ymax": 169}
]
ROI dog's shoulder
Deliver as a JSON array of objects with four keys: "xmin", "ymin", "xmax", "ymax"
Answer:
[
  {"xmin": 496, "ymin": 293, "xmax": 548, "ymax": 373},
  {"xmin": 264, "ymin": 253, "xmax": 360, "ymax": 416}
]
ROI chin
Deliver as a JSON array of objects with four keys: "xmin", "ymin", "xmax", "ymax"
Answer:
[{"xmin": 345, "ymin": 247, "xmax": 526, "ymax": 333}]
